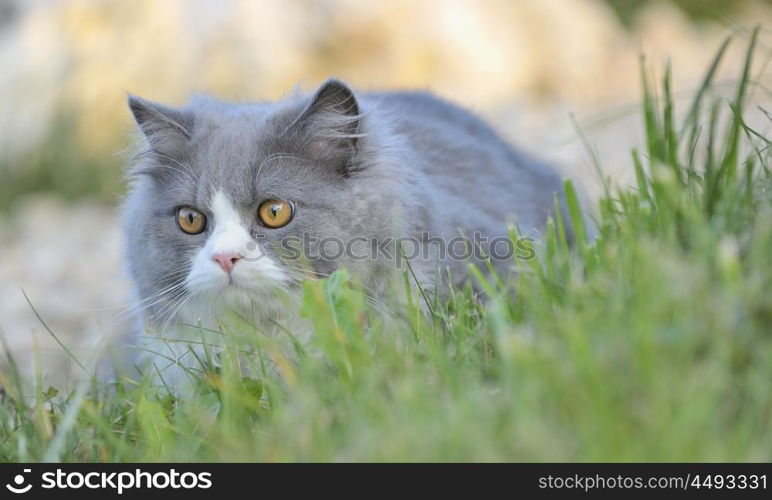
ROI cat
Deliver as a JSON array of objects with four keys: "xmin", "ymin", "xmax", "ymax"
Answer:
[{"xmin": 122, "ymin": 78, "xmax": 570, "ymax": 383}]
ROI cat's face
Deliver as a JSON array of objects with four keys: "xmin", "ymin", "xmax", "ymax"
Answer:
[{"xmin": 123, "ymin": 80, "xmax": 393, "ymax": 327}]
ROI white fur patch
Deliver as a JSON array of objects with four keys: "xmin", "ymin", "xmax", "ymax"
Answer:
[
  {"xmin": 183, "ymin": 191, "xmax": 286, "ymax": 319},
  {"xmin": 209, "ymin": 190, "xmax": 252, "ymax": 255}
]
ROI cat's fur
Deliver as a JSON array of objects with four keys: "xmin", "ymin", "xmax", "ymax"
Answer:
[{"xmin": 122, "ymin": 79, "xmax": 569, "ymax": 381}]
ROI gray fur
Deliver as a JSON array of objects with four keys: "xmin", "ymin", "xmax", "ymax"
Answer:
[{"xmin": 123, "ymin": 79, "xmax": 569, "ymax": 335}]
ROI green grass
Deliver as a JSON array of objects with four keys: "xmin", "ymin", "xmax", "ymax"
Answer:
[
  {"xmin": 1, "ymin": 31, "xmax": 771, "ymax": 462},
  {"xmin": 603, "ymin": 0, "xmax": 768, "ymax": 26}
]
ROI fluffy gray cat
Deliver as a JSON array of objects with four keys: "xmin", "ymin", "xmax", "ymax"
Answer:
[{"xmin": 122, "ymin": 79, "xmax": 569, "ymax": 379}]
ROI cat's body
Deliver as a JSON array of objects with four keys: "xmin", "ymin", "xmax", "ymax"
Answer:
[{"xmin": 122, "ymin": 79, "xmax": 568, "ymax": 381}]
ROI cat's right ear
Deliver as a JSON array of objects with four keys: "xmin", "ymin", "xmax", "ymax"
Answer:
[{"xmin": 127, "ymin": 95, "xmax": 193, "ymax": 154}]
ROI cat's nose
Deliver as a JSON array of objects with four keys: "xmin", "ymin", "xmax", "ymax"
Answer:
[{"xmin": 212, "ymin": 252, "xmax": 241, "ymax": 274}]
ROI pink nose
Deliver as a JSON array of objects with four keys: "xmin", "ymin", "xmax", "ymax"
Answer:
[{"xmin": 212, "ymin": 252, "xmax": 241, "ymax": 274}]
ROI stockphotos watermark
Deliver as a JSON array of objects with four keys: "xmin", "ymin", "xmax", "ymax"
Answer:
[
  {"xmin": 243, "ymin": 231, "xmax": 536, "ymax": 267},
  {"xmin": 4, "ymin": 467, "xmax": 212, "ymax": 495}
]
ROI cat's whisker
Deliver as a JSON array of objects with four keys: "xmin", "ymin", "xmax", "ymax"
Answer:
[
  {"xmin": 131, "ymin": 162, "xmax": 196, "ymax": 185},
  {"xmin": 158, "ymin": 184, "xmax": 193, "ymax": 199},
  {"xmin": 279, "ymin": 266, "xmax": 391, "ymax": 315},
  {"xmin": 254, "ymin": 153, "xmax": 303, "ymax": 185},
  {"xmin": 364, "ymin": 295, "xmax": 393, "ymax": 316},
  {"xmin": 140, "ymin": 273, "xmax": 191, "ymax": 298},
  {"xmin": 153, "ymin": 269, "xmax": 194, "ymax": 283},
  {"xmin": 130, "ymin": 292, "xmax": 186, "ymax": 320},
  {"xmin": 280, "ymin": 264, "xmax": 381, "ymax": 292},
  {"xmin": 154, "ymin": 294, "xmax": 192, "ymax": 339},
  {"xmin": 117, "ymin": 276, "xmax": 190, "ymax": 315},
  {"xmin": 116, "ymin": 281, "xmax": 188, "ymax": 319},
  {"xmin": 276, "ymin": 283, "xmax": 301, "ymax": 305},
  {"xmin": 138, "ymin": 152, "xmax": 198, "ymax": 185},
  {"xmin": 159, "ymin": 293, "xmax": 195, "ymax": 338},
  {"xmin": 77, "ymin": 286, "xmax": 184, "ymax": 314},
  {"xmin": 280, "ymin": 264, "xmax": 332, "ymax": 279},
  {"xmin": 148, "ymin": 287, "xmax": 189, "ymax": 325}
]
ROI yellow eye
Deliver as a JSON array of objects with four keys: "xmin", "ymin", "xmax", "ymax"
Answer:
[
  {"xmin": 258, "ymin": 199, "xmax": 295, "ymax": 228},
  {"xmin": 176, "ymin": 206, "xmax": 207, "ymax": 234}
]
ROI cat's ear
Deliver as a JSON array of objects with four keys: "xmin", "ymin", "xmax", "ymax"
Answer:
[
  {"xmin": 127, "ymin": 95, "xmax": 193, "ymax": 155},
  {"xmin": 291, "ymin": 79, "xmax": 361, "ymax": 165}
]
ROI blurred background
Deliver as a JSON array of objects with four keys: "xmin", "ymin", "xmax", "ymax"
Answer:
[{"xmin": 0, "ymin": 0, "xmax": 770, "ymax": 383}]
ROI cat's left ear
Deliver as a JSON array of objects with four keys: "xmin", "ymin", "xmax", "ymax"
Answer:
[{"xmin": 291, "ymin": 79, "xmax": 361, "ymax": 164}]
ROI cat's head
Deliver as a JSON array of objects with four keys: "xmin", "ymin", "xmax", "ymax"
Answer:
[{"xmin": 123, "ymin": 79, "xmax": 405, "ymax": 328}]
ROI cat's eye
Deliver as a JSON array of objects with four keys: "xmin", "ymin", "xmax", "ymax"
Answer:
[
  {"xmin": 176, "ymin": 206, "xmax": 207, "ymax": 234},
  {"xmin": 257, "ymin": 199, "xmax": 295, "ymax": 228}
]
